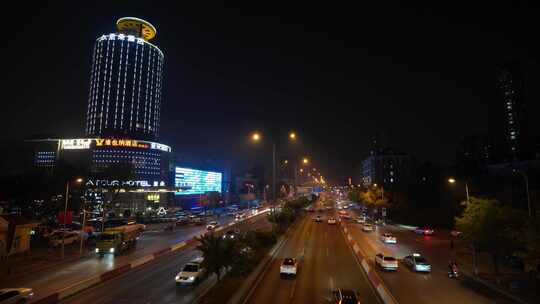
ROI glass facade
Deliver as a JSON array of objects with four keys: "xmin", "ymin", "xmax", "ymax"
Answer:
[{"xmin": 86, "ymin": 33, "xmax": 164, "ymax": 141}]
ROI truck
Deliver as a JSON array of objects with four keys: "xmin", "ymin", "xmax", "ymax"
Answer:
[{"xmin": 95, "ymin": 223, "xmax": 144, "ymax": 256}]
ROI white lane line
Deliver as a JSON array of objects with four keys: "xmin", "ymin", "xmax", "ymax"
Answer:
[
  {"xmin": 289, "ymin": 277, "xmax": 298, "ymax": 299},
  {"xmin": 329, "ymin": 276, "xmax": 334, "ymax": 290},
  {"xmin": 326, "ymin": 247, "xmax": 329, "ymax": 257}
]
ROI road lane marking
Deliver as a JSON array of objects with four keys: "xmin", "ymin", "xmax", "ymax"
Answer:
[
  {"xmin": 329, "ymin": 276, "xmax": 334, "ymax": 290},
  {"xmin": 289, "ymin": 276, "xmax": 298, "ymax": 299},
  {"xmin": 326, "ymin": 247, "xmax": 329, "ymax": 257}
]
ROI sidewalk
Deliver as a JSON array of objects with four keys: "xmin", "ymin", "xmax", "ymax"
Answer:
[{"xmin": 454, "ymin": 245, "xmax": 537, "ymax": 304}]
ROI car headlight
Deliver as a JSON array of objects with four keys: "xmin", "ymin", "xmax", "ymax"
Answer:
[
  {"xmin": 189, "ymin": 276, "xmax": 195, "ymax": 281},
  {"xmin": 95, "ymin": 248, "xmax": 99, "ymax": 253},
  {"xmin": 110, "ymin": 248, "xmax": 115, "ymax": 253},
  {"xmin": 175, "ymin": 275, "xmax": 180, "ymax": 280}
]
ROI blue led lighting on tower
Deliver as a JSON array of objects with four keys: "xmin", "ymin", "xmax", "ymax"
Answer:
[{"xmin": 86, "ymin": 17, "xmax": 164, "ymax": 141}]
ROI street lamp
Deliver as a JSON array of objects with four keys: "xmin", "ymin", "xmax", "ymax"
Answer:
[
  {"xmin": 62, "ymin": 177, "xmax": 83, "ymax": 259},
  {"xmin": 448, "ymin": 177, "xmax": 469, "ymax": 204},
  {"xmin": 289, "ymin": 132, "xmax": 296, "ymax": 140},
  {"xmin": 250, "ymin": 131, "xmax": 296, "ymax": 203},
  {"xmin": 302, "ymin": 157, "xmax": 309, "ymax": 165},
  {"xmin": 448, "ymin": 177, "xmax": 475, "ymax": 275}
]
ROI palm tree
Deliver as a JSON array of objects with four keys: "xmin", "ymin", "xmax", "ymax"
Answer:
[{"xmin": 196, "ymin": 233, "xmax": 235, "ymax": 281}]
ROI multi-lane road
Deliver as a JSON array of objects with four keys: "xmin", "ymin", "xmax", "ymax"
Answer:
[
  {"xmin": 246, "ymin": 198, "xmax": 381, "ymax": 304},
  {"xmin": 343, "ymin": 203, "xmax": 515, "ymax": 304},
  {"xmin": 60, "ymin": 213, "xmax": 271, "ymax": 304}
]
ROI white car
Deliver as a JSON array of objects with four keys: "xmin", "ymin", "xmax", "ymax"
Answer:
[
  {"xmin": 355, "ymin": 217, "xmax": 365, "ymax": 224},
  {"xmin": 176, "ymin": 257, "xmax": 205, "ymax": 284},
  {"xmin": 48, "ymin": 231, "xmax": 80, "ymax": 247},
  {"xmin": 280, "ymin": 258, "xmax": 298, "ymax": 277},
  {"xmin": 327, "ymin": 218, "xmax": 337, "ymax": 225},
  {"xmin": 362, "ymin": 224, "xmax": 374, "ymax": 232},
  {"xmin": 314, "ymin": 215, "xmax": 323, "ymax": 222},
  {"xmin": 380, "ymin": 233, "xmax": 397, "ymax": 244},
  {"xmin": 206, "ymin": 221, "xmax": 219, "ymax": 230},
  {"xmin": 0, "ymin": 288, "xmax": 34, "ymax": 303},
  {"xmin": 375, "ymin": 253, "xmax": 398, "ymax": 271}
]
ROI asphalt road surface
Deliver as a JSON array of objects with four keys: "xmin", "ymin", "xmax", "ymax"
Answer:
[
  {"xmin": 345, "ymin": 208, "xmax": 515, "ymax": 304},
  {"xmin": 60, "ymin": 214, "xmax": 271, "ymax": 304},
  {"xmin": 246, "ymin": 201, "xmax": 380, "ymax": 304}
]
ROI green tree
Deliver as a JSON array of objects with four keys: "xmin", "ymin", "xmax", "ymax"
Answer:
[
  {"xmin": 196, "ymin": 233, "xmax": 236, "ymax": 281},
  {"xmin": 455, "ymin": 197, "xmax": 525, "ymax": 274}
]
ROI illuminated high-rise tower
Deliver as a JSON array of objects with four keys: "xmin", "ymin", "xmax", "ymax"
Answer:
[
  {"xmin": 86, "ymin": 17, "xmax": 164, "ymax": 141},
  {"xmin": 498, "ymin": 62, "xmax": 528, "ymax": 161}
]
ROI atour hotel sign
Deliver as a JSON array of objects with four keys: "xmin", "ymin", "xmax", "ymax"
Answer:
[{"xmin": 60, "ymin": 138, "xmax": 171, "ymax": 152}]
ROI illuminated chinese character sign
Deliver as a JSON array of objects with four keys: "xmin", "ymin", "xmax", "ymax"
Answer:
[{"xmin": 174, "ymin": 167, "xmax": 222, "ymax": 195}]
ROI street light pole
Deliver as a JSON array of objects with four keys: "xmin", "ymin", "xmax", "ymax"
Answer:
[
  {"xmin": 465, "ymin": 181, "xmax": 470, "ymax": 204},
  {"xmin": 514, "ymin": 169, "xmax": 532, "ymax": 217},
  {"xmin": 62, "ymin": 181, "xmax": 70, "ymax": 260},
  {"xmin": 272, "ymin": 141, "xmax": 276, "ymax": 204},
  {"xmin": 79, "ymin": 198, "xmax": 87, "ymax": 255}
]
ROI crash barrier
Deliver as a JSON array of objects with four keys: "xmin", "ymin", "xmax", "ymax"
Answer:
[{"xmin": 339, "ymin": 221, "xmax": 398, "ymax": 304}]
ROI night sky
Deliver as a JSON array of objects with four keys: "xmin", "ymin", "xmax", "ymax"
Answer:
[{"xmin": 2, "ymin": 2, "xmax": 539, "ymax": 183}]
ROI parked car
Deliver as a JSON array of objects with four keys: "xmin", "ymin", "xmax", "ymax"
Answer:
[
  {"xmin": 48, "ymin": 231, "xmax": 81, "ymax": 247},
  {"xmin": 0, "ymin": 288, "xmax": 33, "ymax": 303}
]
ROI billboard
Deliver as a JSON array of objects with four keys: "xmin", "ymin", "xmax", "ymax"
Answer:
[{"xmin": 174, "ymin": 167, "xmax": 222, "ymax": 195}]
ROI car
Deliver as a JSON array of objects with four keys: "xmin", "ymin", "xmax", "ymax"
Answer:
[
  {"xmin": 355, "ymin": 217, "xmax": 365, "ymax": 224},
  {"xmin": 450, "ymin": 230, "xmax": 462, "ymax": 238},
  {"xmin": 403, "ymin": 253, "xmax": 432, "ymax": 272},
  {"xmin": 375, "ymin": 253, "xmax": 398, "ymax": 271},
  {"xmin": 222, "ymin": 229, "xmax": 240, "ymax": 240},
  {"xmin": 175, "ymin": 257, "xmax": 205, "ymax": 285},
  {"xmin": 325, "ymin": 206, "xmax": 333, "ymax": 210},
  {"xmin": 206, "ymin": 221, "xmax": 219, "ymax": 231},
  {"xmin": 414, "ymin": 227, "xmax": 434, "ymax": 235},
  {"xmin": 327, "ymin": 218, "xmax": 337, "ymax": 225},
  {"xmin": 362, "ymin": 224, "xmax": 374, "ymax": 232},
  {"xmin": 280, "ymin": 258, "xmax": 298, "ymax": 277},
  {"xmin": 0, "ymin": 288, "xmax": 34, "ymax": 303},
  {"xmin": 48, "ymin": 231, "xmax": 80, "ymax": 247},
  {"xmin": 331, "ymin": 289, "xmax": 360, "ymax": 304},
  {"xmin": 314, "ymin": 215, "xmax": 323, "ymax": 222},
  {"xmin": 175, "ymin": 217, "xmax": 189, "ymax": 226},
  {"xmin": 380, "ymin": 233, "xmax": 397, "ymax": 244},
  {"xmin": 337, "ymin": 206, "xmax": 343, "ymax": 210}
]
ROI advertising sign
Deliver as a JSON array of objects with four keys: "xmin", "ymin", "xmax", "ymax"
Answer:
[
  {"xmin": 59, "ymin": 138, "xmax": 171, "ymax": 152},
  {"xmin": 174, "ymin": 167, "xmax": 222, "ymax": 195}
]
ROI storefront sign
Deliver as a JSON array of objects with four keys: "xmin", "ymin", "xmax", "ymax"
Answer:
[
  {"xmin": 86, "ymin": 179, "xmax": 166, "ymax": 188},
  {"xmin": 59, "ymin": 138, "xmax": 172, "ymax": 152},
  {"xmin": 61, "ymin": 139, "xmax": 93, "ymax": 150}
]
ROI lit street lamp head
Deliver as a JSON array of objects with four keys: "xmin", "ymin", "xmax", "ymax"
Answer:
[
  {"xmin": 289, "ymin": 132, "xmax": 296, "ymax": 140},
  {"xmin": 251, "ymin": 132, "xmax": 261, "ymax": 142},
  {"xmin": 448, "ymin": 178, "xmax": 456, "ymax": 184},
  {"xmin": 76, "ymin": 178, "xmax": 84, "ymax": 183},
  {"xmin": 302, "ymin": 157, "xmax": 309, "ymax": 164}
]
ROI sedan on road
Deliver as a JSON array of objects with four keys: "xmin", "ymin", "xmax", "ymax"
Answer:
[
  {"xmin": 403, "ymin": 253, "xmax": 432, "ymax": 272},
  {"xmin": 362, "ymin": 223, "xmax": 374, "ymax": 232},
  {"xmin": 414, "ymin": 227, "xmax": 435, "ymax": 235},
  {"xmin": 280, "ymin": 258, "xmax": 298, "ymax": 277},
  {"xmin": 0, "ymin": 288, "xmax": 33, "ymax": 304},
  {"xmin": 375, "ymin": 253, "xmax": 398, "ymax": 271},
  {"xmin": 355, "ymin": 217, "xmax": 365, "ymax": 224},
  {"xmin": 380, "ymin": 233, "xmax": 397, "ymax": 244},
  {"xmin": 327, "ymin": 218, "xmax": 337, "ymax": 225},
  {"xmin": 314, "ymin": 215, "xmax": 323, "ymax": 222},
  {"xmin": 206, "ymin": 221, "xmax": 219, "ymax": 231},
  {"xmin": 175, "ymin": 257, "xmax": 205, "ymax": 285}
]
